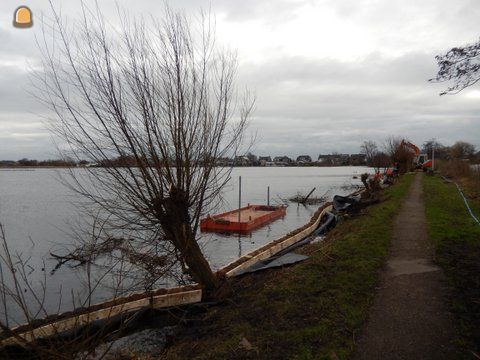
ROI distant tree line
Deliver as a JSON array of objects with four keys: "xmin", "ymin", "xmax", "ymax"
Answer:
[
  {"xmin": 360, "ymin": 138, "xmax": 479, "ymax": 174},
  {"xmin": 0, "ymin": 158, "xmax": 83, "ymax": 167},
  {"xmin": 421, "ymin": 140, "xmax": 477, "ymax": 160},
  {"xmin": 0, "ymin": 153, "xmax": 366, "ymax": 168},
  {"xmin": 2, "ymin": 140, "xmax": 476, "ymax": 169}
]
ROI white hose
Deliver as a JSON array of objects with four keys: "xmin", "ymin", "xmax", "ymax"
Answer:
[
  {"xmin": 441, "ymin": 176, "xmax": 480, "ymax": 226},
  {"xmin": 454, "ymin": 182, "xmax": 480, "ymax": 226}
]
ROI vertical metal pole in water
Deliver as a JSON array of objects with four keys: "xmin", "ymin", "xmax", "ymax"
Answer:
[
  {"xmin": 238, "ymin": 176, "xmax": 242, "ymax": 223},
  {"xmin": 238, "ymin": 234, "xmax": 242, "ymax": 258},
  {"xmin": 267, "ymin": 186, "xmax": 270, "ymax": 206}
]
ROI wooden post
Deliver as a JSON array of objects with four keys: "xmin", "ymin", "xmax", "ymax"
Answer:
[
  {"xmin": 267, "ymin": 186, "xmax": 270, "ymax": 206},
  {"xmin": 302, "ymin": 187, "xmax": 316, "ymax": 204},
  {"xmin": 238, "ymin": 176, "xmax": 242, "ymax": 223}
]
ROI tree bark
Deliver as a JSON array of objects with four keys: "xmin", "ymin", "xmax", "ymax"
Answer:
[
  {"xmin": 176, "ymin": 223, "xmax": 218, "ymax": 291},
  {"xmin": 155, "ymin": 187, "xmax": 218, "ymax": 291}
]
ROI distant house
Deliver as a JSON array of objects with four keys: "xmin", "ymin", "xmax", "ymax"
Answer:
[
  {"xmin": 258, "ymin": 156, "xmax": 272, "ymax": 166},
  {"xmin": 317, "ymin": 154, "xmax": 348, "ymax": 166},
  {"xmin": 349, "ymin": 153, "xmax": 367, "ymax": 166},
  {"xmin": 0, "ymin": 160, "xmax": 16, "ymax": 167},
  {"xmin": 273, "ymin": 156, "xmax": 293, "ymax": 166},
  {"xmin": 245, "ymin": 153, "xmax": 260, "ymax": 166},
  {"xmin": 216, "ymin": 157, "xmax": 232, "ymax": 166},
  {"xmin": 339, "ymin": 154, "xmax": 350, "ymax": 165},
  {"xmin": 296, "ymin": 155, "xmax": 312, "ymax": 164},
  {"xmin": 234, "ymin": 155, "xmax": 250, "ymax": 166},
  {"xmin": 273, "ymin": 156, "xmax": 292, "ymax": 162},
  {"xmin": 246, "ymin": 153, "xmax": 258, "ymax": 163},
  {"xmin": 317, "ymin": 154, "xmax": 335, "ymax": 165}
]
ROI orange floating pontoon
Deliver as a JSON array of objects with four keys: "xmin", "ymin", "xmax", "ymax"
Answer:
[{"xmin": 200, "ymin": 204, "xmax": 287, "ymax": 233}]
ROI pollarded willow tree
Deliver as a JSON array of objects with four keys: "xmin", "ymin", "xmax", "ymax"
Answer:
[{"xmin": 34, "ymin": 1, "xmax": 253, "ymax": 292}]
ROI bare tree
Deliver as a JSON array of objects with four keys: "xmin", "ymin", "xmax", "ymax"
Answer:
[
  {"xmin": 0, "ymin": 223, "xmax": 122, "ymax": 359},
  {"xmin": 33, "ymin": 2, "xmax": 253, "ymax": 292},
  {"xmin": 430, "ymin": 38, "xmax": 480, "ymax": 95},
  {"xmin": 449, "ymin": 141, "xmax": 476, "ymax": 159},
  {"xmin": 384, "ymin": 136, "xmax": 415, "ymax": 174},
  {"xmin": 360, "ymin": 140, "xmax": 378, "ymax": 166},
  {"xmin": 422, "ymin": 139, "xmax": 449, "ymax": 160},
  {"xmin": 370, "ymin": 152, "xmax": 391, "ymax": 171}
]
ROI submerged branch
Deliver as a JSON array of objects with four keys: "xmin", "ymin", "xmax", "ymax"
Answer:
[{"xmin": 288, "ymin": 190, "xmax": 329, "ymax": 205}]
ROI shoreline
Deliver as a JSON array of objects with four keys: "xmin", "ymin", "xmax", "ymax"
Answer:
[{"xmin": 0, "ymin": 198, "xmax": 338, "ymax": 347}]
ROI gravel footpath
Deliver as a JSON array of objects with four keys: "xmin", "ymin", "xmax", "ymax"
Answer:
[{"xmin": 354, "ymin": 173, "xmax": 461, "ymax": 359}]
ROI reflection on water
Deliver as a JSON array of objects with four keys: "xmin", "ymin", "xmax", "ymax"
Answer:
[{"xmin": 0, "ymin": 166, "xmax": 371, "ymax": 318}]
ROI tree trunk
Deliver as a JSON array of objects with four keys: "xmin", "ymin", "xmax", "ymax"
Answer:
[
  {"xmin": 175, "ymin": 223, "xmax": 218, "ymax": 291},
  {"xmin": 155, "ymin": 188, "xmax": 218, "ymax": 292}
]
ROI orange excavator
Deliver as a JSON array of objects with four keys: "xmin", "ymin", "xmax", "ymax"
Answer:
[{"xmin": 400, "ymin": 140, "xmax": 431, "ymax": 170}]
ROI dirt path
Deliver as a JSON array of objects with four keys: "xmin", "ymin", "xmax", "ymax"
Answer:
[{"xmin": 354, "ymin": 173, "xmax": 460, "ymax": 359}]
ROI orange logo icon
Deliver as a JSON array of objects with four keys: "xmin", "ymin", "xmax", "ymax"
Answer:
[{"xmin": 13, "ymin": 6, "xmax": 33, "ymax": 28}]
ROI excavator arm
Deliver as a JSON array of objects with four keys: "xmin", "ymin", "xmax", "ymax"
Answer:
[
  {"xmin": 400, "ymin": 140, "xmax": 420, "ymax": 156},
  {"xmin": 400, "ymin": 139, "xmax": 430, "ymax": 169}
]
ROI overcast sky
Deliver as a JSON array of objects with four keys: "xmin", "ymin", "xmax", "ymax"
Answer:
[{"xmin": 0, "ymin": 0, "xmax": 479, "ymax": 160}]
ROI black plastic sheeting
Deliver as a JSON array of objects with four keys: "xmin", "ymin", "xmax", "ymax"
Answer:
[
  {"xmin": 234, "ymin": 210, "xmax": 338, "ymax": 276},
  {"xmin": 234, "ymin": 253, "xmax": 309, "ymax": 276},
  {"xmin": 235, "ymin": 193, "xmax": 365, "ymax": 276},
  {"xmin": 332, "ymin": 194, "xmax": 361, "ymax": 212},
  {"xmin": 297, "ymin": 211, "xmax": 337, "ymax": 246}
]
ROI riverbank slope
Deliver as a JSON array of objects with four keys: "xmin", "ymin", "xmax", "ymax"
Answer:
[{"xmin": 162, "ymin": 174, "xmax": 414, "ymax": 359}]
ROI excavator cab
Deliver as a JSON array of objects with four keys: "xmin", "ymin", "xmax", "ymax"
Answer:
[
  {"xmin": 400, "ymin": 140, "xmax": 429, "ymax": 170},
  {"xmin": 416, "ymin": 154, "xmax": 427, "ymax": 166}
]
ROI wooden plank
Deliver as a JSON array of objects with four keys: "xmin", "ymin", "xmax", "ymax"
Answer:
[
  {"xmin": 225, "ymin": 205, "xmax": 333, "ymax": 277},
  {"xmin": 1, "ymin": 289, "xmax": 202, "ymax": 346},
  {"xmin": 151, "ymin": 289, "xmax": 202, "ymax": 309},
  {"xmin": 217, "ymin": 203, "xmax": 333, "ymax": 273}
]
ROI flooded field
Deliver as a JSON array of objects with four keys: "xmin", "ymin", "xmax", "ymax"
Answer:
[{"xmin": 0, "ymin": 166, "xmax": 371, "ymax": 319}]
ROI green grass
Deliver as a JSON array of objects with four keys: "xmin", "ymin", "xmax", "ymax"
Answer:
[
  {"xmin": 423, "ymin": 175, "xmax": 480, "ymax": 355},
  {"xmin": 163, "ymin": 174, "xmax": 415, "ymax": 360}
]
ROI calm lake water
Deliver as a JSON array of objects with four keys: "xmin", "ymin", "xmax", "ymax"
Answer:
[{"xmin": 0, "ymin": 166, "xmax": 371, "ymax": 321}]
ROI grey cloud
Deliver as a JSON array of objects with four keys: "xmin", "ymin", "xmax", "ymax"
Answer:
[
  {"xmin": 0, "ymin": 66, "xmax": 43, "ymax": 112},
  {"xmin": 239, "ymin": 52, "xmax": 480, "ymax": 158},
  {"xmin": 0, "ymin": 0, "xmax": 479, "ymax": 160},
  {"xmin": 128, "ymin": 0, "xmax": 304, "ymax": 23}
]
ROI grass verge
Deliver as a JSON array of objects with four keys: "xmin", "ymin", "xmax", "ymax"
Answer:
[
  {"xmin": 162, "ymin": 174, "xmax": 414, "ymax": 360},
  {"xmin": 423, "ymin": 175, "xmax": 480, "ymax": 356}
]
